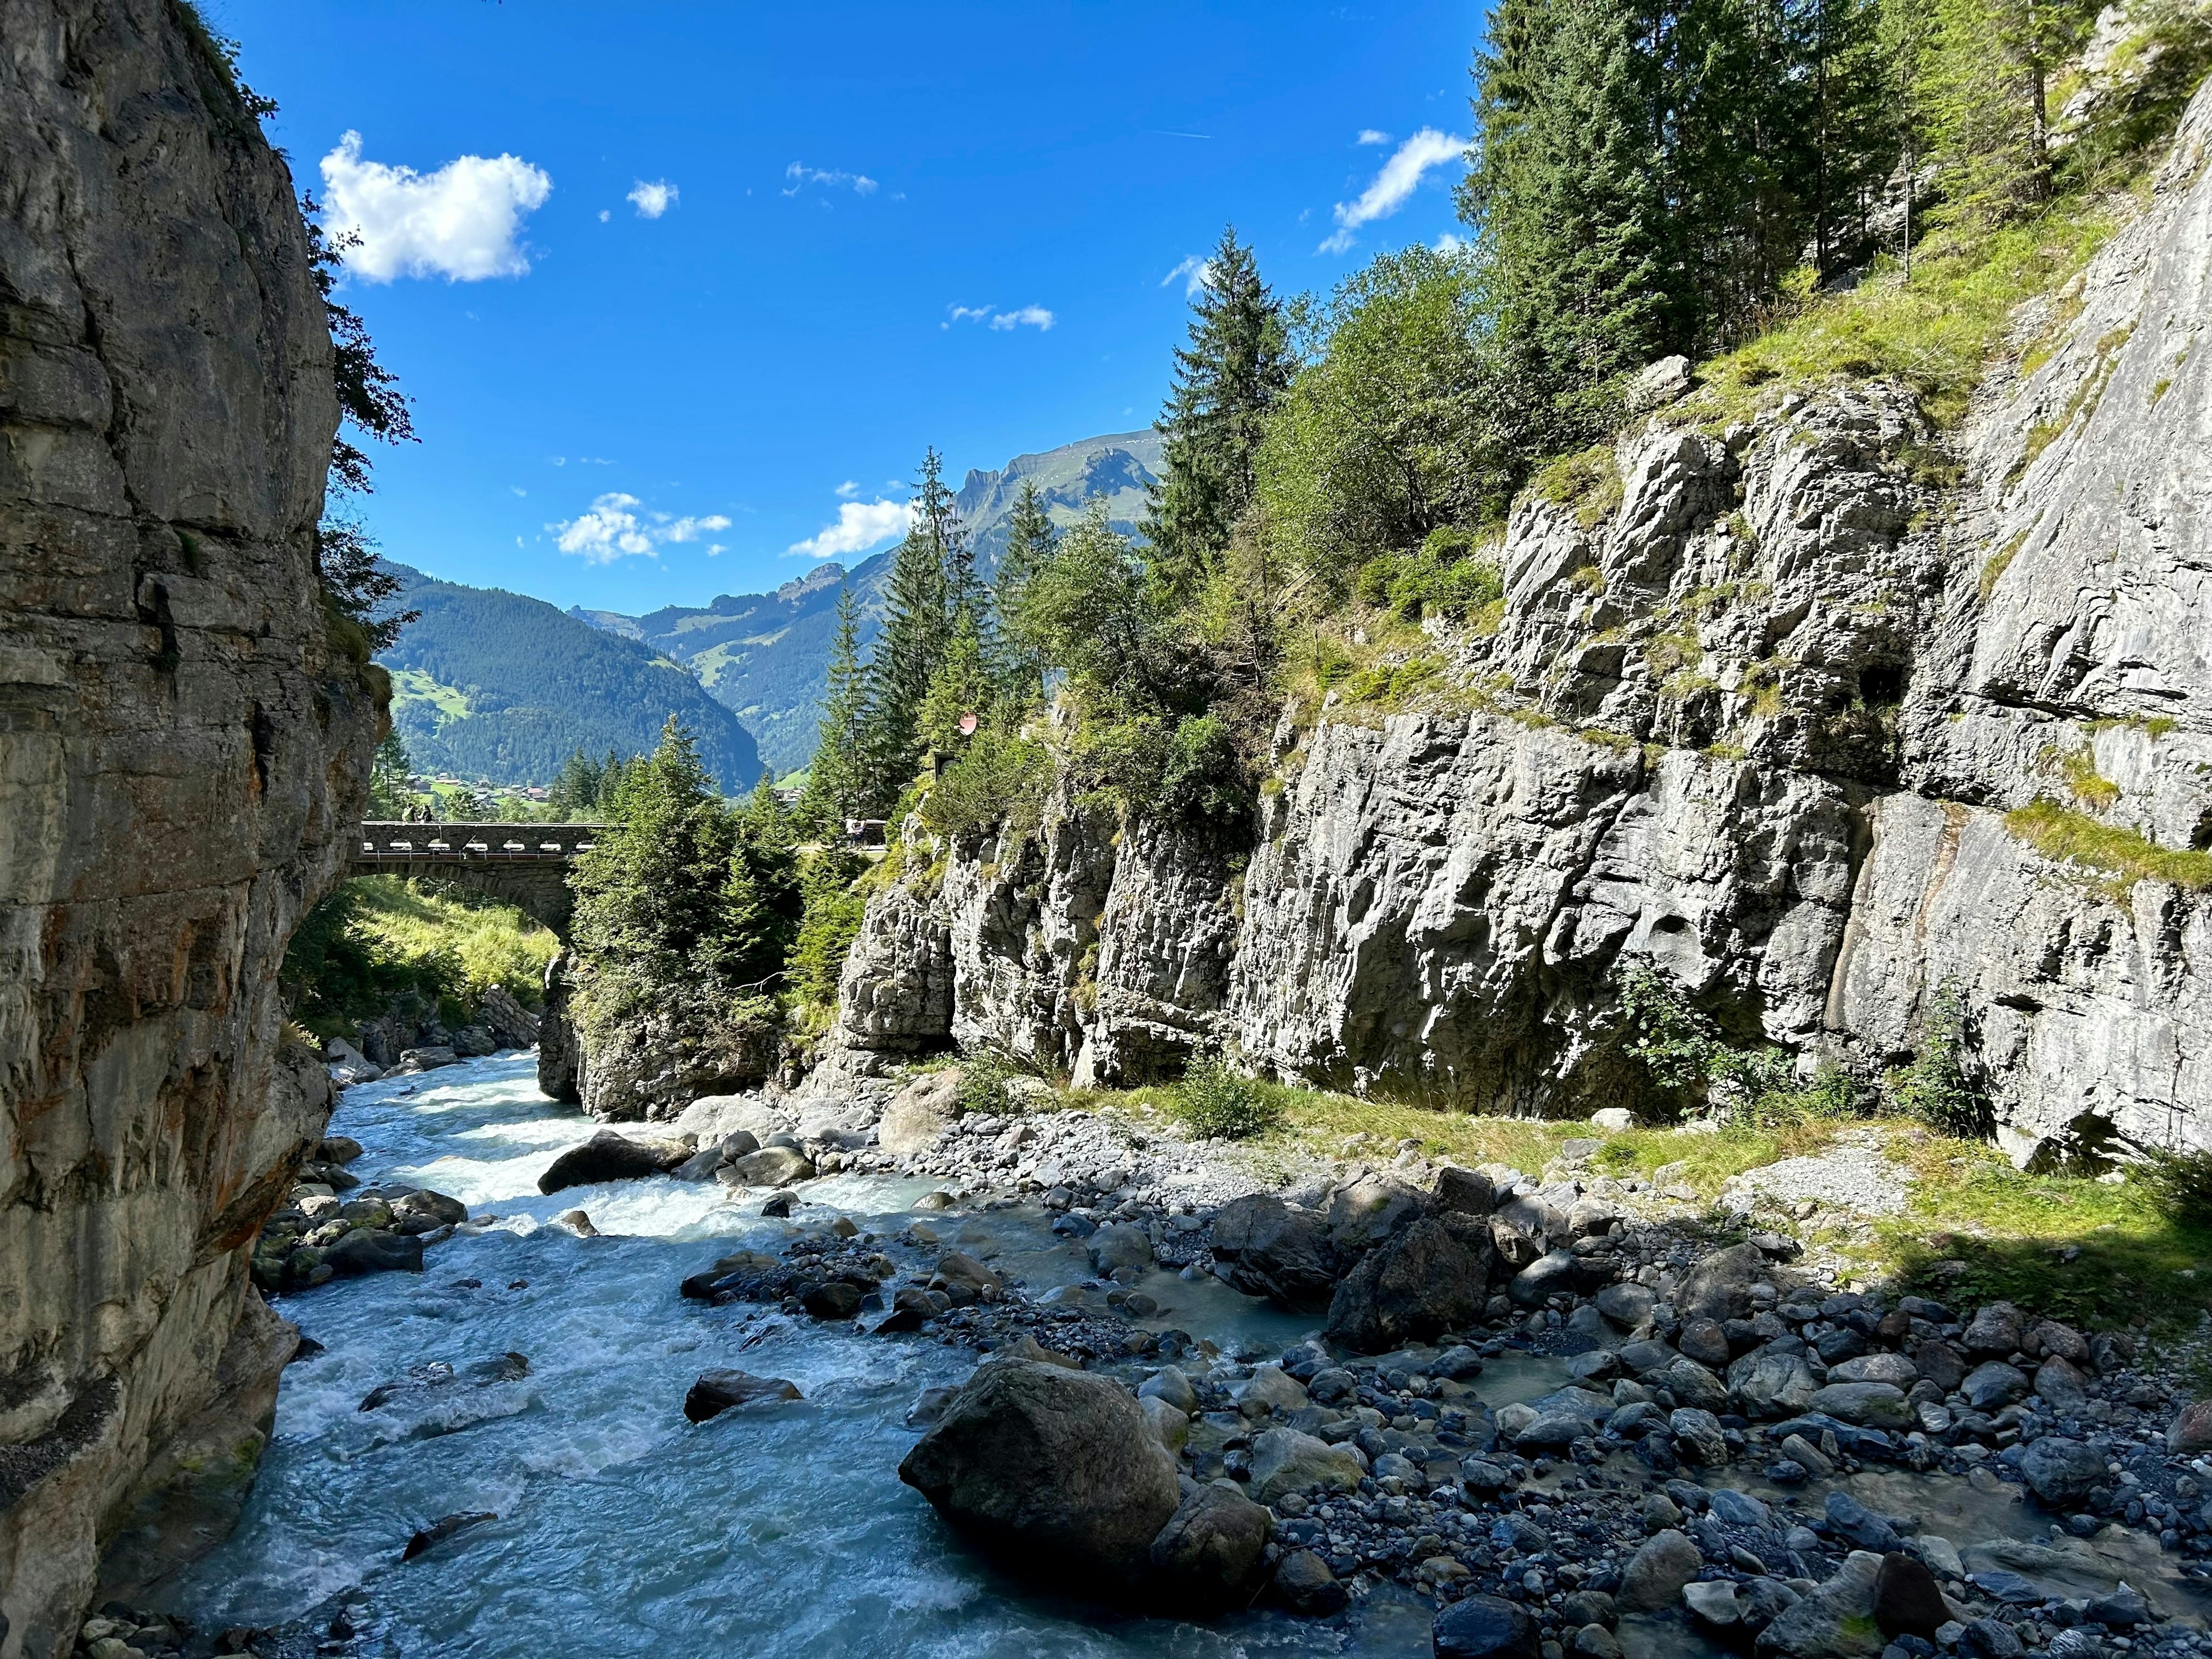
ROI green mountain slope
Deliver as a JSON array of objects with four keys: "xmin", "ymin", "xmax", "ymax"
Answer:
[
  {"xmin": 378, "ymin": 563, "xmax": 763, "ymax": 793},
  {"xmin": 574, "ymin": 429, "xmax": 1161, "ymax": 771}
]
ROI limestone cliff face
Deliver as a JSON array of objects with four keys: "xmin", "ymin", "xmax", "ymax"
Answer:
[
  {"xmin": 832, "ymin": 75, "xmax": 2212, "ymax": 1156},
  {"xmin": 0, "ymin": 2, "xmax": 380, "ymax": 1650}
]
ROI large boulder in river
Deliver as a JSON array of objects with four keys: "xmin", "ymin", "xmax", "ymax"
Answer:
[
  {"xmin": 1325, "ymin": 1214, "xmax": 1492, "ymax": 1352},
  {"xmin": 538, "ymin": 1129, "xmax": 690, "ymax": 1194},
  {"xmin": 1209, "ymin": 1195, "xmax": 1340, "ymax": 1310},
  {"xmin": 898, "ymin": 1357, "xmax": 1180, "ymax": 1592},
  {"xmin": 2018, "ymin": 1435, "xmax": 2107, "ymax": 1508}
]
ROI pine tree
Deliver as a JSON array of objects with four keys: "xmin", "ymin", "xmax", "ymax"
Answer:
[
  {"xmin": 1915, "ymin": 0, "xmax": 2097, "ymax": 228},
  {"xmin": 994, "ymin": 478, "xmax": 1056, "ymax": 705},
  {"xmin": 856, "ymin": 448, "xmax": 964, "ymax": 808},
  {"xmin": 801, "ymin": 584, "xmax": 870, "ymax": 829},
  {"xmin": 1145, "ymin": 226, "xmax": 1294, "ymax": 601},
  {"xmin": 917, "ymin": 611, "xmax": 994, "ymax": 756},
  {"xmin": 1460, "ymin": 0, "xmax": 1677, "ymax": 450}
]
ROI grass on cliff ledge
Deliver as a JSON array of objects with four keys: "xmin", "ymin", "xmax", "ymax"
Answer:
[{"xmin": 1062, "ymin": 1074, "xmax": 2212, "ymax": 1334}]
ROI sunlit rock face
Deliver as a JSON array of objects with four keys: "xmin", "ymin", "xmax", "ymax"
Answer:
[
  {"xmin": 829, "ymin": 80, "xmax": 2212, "ymax": 1162},
  {"xmin": 0, "ymin": 0, "xmax": 381, "ymax": 1647}
]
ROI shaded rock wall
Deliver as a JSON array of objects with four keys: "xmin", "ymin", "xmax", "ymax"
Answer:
[
  {"xmin": 0, "ymin": 1, "xmax": 380, "ymax": 1649},
  {"xmin": 830, "ymin": 75, "xmax": 2212, "ymax": 1154}
]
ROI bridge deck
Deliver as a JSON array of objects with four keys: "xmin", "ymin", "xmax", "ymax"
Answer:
[{"xmin": 352, "ymin": 821, "xmax": 604, "ymax": 864}]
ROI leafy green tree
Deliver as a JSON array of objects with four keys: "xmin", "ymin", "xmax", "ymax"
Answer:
[
  {"xmin": 790, "ymin": 847, "xmax": 868, "ymax": 1007},
  {"xmin": 1914, "ymin": 0, "xmax": 2098, "ymax": 228},
  {"xmin": 1145, "ymin": 226, "xmax": 1295, "ymax": 601},
  {"xmin": 1006, "ymin": 505, "xmax": 1177, "ymax": 718},
  {"xmin": 1254, "ymin": 244, "xmax": 1513, "ymax": 587}
]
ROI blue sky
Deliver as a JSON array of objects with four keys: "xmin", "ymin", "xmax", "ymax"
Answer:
[{"xmin": 217, "ymin": 0, "xmax": 1483, "ymax": 615}]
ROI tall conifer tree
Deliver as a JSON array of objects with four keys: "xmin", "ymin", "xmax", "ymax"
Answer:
[
  {"xmin": 1145, "ymin": 226, "xmax": 1294, "ymax": 601},
  {"xmin": 994, "ymin": 479, "xmax": 1056, "ymax": 704}
]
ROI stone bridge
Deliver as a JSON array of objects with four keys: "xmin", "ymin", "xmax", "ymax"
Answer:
[{"xmin": 350, "ymin": 821, "xmax": 605, "ymax": 935}]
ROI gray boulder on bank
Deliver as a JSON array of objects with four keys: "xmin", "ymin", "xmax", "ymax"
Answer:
[
  {"xmin": 1209, "ymin": 1194, "xmax": 1340, "ymax": 1310},
  {"xmin": 1325, "ymin": 1214, "xmax": 1493, "ymax": 1352}
]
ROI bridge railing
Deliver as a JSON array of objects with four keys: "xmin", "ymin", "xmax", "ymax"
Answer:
[{"xmin": 354, "ymin": 822, "xmax": 604, "ymax": 862}]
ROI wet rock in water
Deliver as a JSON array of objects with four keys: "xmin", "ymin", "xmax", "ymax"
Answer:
[
  {"xmin": 672, "ymin": 1145, "xmax": 726, "ymax": 1181},
  {"xmin": 1208, "ymin": 1195, "xmax": 1340, "ymax": 1310},
  {"xmin": 912, "ymin": 1190, "xmax": 956, "ymax": 1211},
  {"xmin": 1141, "ymin": 1395, "xmax": 1189, "ymax": 1452},
  {"xmin": 1433, "ymin": 1593, "xmax": 1540, "ymax": 1659},
  {"xmin": 402, "ymin": 1511, "xmax": 498, "ymax": 1561},
  {"xmin": 1324, "ymin": 1214, "xmax": 1492, "ymax": 1351},
  {"xmin": 539, "ymin": 1129, "xmax": 690, "ymax": 1194},
  {"xmin": 319, "ymin": 1136, "xmax": 365, "ymax": 1164},
  {"xmin": 800, "ymin": 1281, "xmax": 863, "ymax": 1320},
  {"xmin": 1248, "ymin": 1427, "xmax": 1365, "ymax": 1505},
  {"xmin": 760, "ymin": 1192, "xmax": 796, "ymax": 1218},
  {"xmin": 722, "ymin": 1146, "xmax": 816, "ymax": 1188},
  {"xmin": 908, "ymin": 1385, "xmax": 958, "ymax": 1427},
  {"xmin": 1234, "ymin": 1363, "xmax": 1309, "ymax": 1418},
  {"xmin": 392, "ymin": 1188, "xmax": 468, "ymax": 1233},
  {"xmin": 898, "ymin": 1358, "xmax": 1181, "ymax": 1593},
  {"xmin": 554, "ymin": 1209, "xmax": 597, "ymax": 1237},
  {"xmin": 1088, "ymin": 1222, "xmax": 1154, "ymax": 1274},
  {"xmin": 1147, "ymin": 1483, "xmax": 1272, "ymax": 1605},
  {"xmin": 359, "ymin": 1352, "xmax": 531, "ymax": 1413},
  {"xmin": 1755, "ymin": 1550, "xmax": 1887, "ymax": 1659},
  {"xmin": 1873, "ymin": 1551, "xmax": 1952, "ymax": 1638},
  {"xmin": 1508, "ymin": 1250, "xmax": 1578, "ymax": 1308},
  {"xmin": 930, "ymin": 1252, "xmax": 1004, "ymax": 1305},
  {"xmin": 1270, "ymin": 1548, "xmax": 1348, "ymax": 1614},
  {"xmin": 684, "ymin": 1370, "xmax": 803, "ymax": 1423},
  {"xmin": 2017, "ymin": 1435, "xmax": 2107, "ymax": 1508},
  {"xmin": 1619, "ymin": 1529, "xmax": 1702, "ymax": 1611},
  {"xmin": 324, "ymin": 1230, "xmax": 425, "ymax": 1277}
]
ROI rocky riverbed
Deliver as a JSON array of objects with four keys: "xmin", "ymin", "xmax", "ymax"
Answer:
[{"xmin": 102, "ymin": 1053, "xmax": 2212, "ymax": 1659}]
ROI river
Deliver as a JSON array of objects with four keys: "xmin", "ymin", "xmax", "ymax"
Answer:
[{"xmin": 162, "ymin": 1053, "xmax": 1441, "ymax": 1656}]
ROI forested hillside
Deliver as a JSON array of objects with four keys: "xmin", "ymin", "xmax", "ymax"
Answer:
[
  {"xmin": 378, "ymin": 563, "xmax": 763, "ymax": 791},
  {"xmin": 574, "ymin": 430, "xmax": 1160, "ymax": 771}
]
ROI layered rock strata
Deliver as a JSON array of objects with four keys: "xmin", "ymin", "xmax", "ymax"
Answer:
[{"xmin": 0, "ymin": 1, "xmax": 380, "ymax": 1647}]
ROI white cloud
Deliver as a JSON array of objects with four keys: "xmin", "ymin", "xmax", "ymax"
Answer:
[
  {"xmin": 552, "ymin": 493, "xmax": 731, "ymax": 564},
  {"xmin": 834, "ymin": 480, "xmax": 861, "ymax": 498},
  {"xmin": 319, "ymin": 131, "xmax": 552, "ymax": 282},
  {"xmin": 1357, "ymin": 128, "xmax": 1392, "ymax": 146},
  {"xmin": 945, "ymin": 303, "xmax": 1055, "ymax": 332},
  {"xmin": 627, "ymin": 179, "xmax": 677, "ymax": 218},
  {"xmin": 1161, "ymin": 255, "xmax": 1217, "ymax": 298},
  {"xmin": 1320, "ymin": 127, "xmax": 1467, "ymax": 254},
  {"xmin": 787, "ymin": 498, "xmax": 912, "ymax": 559},
  {"xmin": 783, "ymin": 162, "xmax": 878, "ymax": 196},
  {"xmin": 1435, "ymin": 231, "xmax": 1469, "ymax": 253},
  {"xmin": 599, "ymin": 209, "xmax": 611, "ymax": 222}
]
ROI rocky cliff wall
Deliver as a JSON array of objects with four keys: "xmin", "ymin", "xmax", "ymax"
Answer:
[
  {"xmin": 0, "ymin": 2, "xmax": 380, "ymax": 1650},
  {"xmin": 830, "ymin": 74, "xmax": 2212, "ymax": 1158}
]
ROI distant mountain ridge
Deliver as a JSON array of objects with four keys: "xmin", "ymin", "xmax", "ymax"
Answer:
[
  {"xmin": 571, "ymin": 429, "xmax": 1161, "ymax": 772},
  {"xmin": 378, "ymin": 563, "xmax": 763, "ymax": 793}
]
